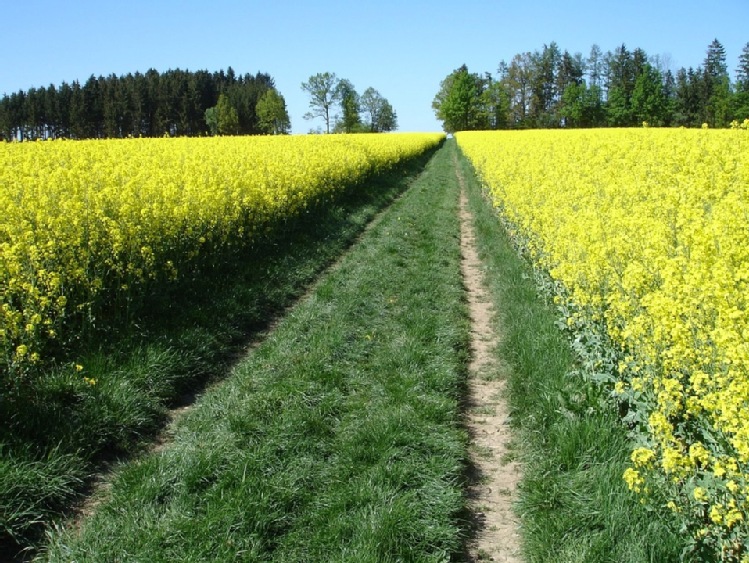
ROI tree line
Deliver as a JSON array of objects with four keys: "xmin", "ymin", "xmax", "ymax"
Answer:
[
  {"xmin": 301, "ymin": 72, "xmax": 397, "ymax": 134},
  {"xmin": 0, "ymin": 67, "xmax": 291, "ymax": 141},
  {"xmin": 433, "ymin": 39, "xmax": 749, "ymax": 132}
]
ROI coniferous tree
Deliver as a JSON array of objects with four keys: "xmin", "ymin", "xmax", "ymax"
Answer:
[
  {"xmin": 673, "ymin": 67, "xmax": 702, "ymax": 126},
  {"xmin": 734, "ymin": 42, "xmax": 749, "ymax": 120},
  {"xmin": 0, "ymin": 67, "xmax": 285, "ymax": 139},
  {"xmin": 702, "ymin": 38, "xmax": 731, "ymax": 126}
]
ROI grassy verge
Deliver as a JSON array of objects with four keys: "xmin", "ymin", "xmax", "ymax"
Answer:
[
  {"xmin": 41, "ymin": 142, "xmax": 469, "ymax": 561},
  {"xmin": 456, "ymin": 143, "xmax": 685, "ymax": 562},
  {"xmin": 0, "ymin": 146, "xmax": 440, "ymax": 558}
]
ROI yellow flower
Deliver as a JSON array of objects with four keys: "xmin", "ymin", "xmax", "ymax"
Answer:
[
  {"xmin": 631, "ymin": 447, "xmax": 656, "ymax": 467},
  {"xmin": 623, "ymin": 468, "xmax": 645, "ymax": 492},
  {"xmin": 688, "ymin": 443, "xmax": 710, "ymax": 467},
  {"xmin": 693, "ymin": 486, "xmax": 708, "ymax": 503},
  {"xmin": 1, "ymin": 133, "xmax": 443, "ymax": 374},
  {"xmin": 454, "ymin": 128, "xmax": 749, "ymax": 548},
  {"xmin": 725, "ymin": 508, "xmax": 743, "ymax": 528}
]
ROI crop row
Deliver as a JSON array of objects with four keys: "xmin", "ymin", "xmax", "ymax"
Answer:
[
  {"xmin": 0, "ymin": 133, "xmax": 444, "ymax": 383},
  {"xmin": 456, "ymin": 128, "xmax": 749, "ymax": 558}
]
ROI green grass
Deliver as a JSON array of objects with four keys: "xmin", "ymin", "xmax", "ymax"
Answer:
[
  {"xmin": 40, "ymin": 141, "xmax": 469, "ymax": 561},
  {"xmin": 456, "ymin": 142, "xmax": 685, "ymax": 562},
  {"xmin": 0, "ymin": 146, "xmax": 440, "ymax": 558}
]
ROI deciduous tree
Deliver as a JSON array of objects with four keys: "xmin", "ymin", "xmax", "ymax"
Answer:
[
  {"xmin": 360, "ymin": 87, "xmax": 398, "ymax": 132},
  {"xmin": 432, "ymin": 65, "xmax": 487, "ymax": 133},
  {"xmin": 301, "ymin": 72, "xmax": 341, "ymax": 134},
  {"xmin": 631, "ymin": 63, "xmax": 668, "ymax": 125},
  {"xmin": 256, "ymin": 89, "xmax": 290, "ymax": 134},
  {"xmin": 216, "ymin": 93, "xmax": 239, "ymax": 135},
  {"xmin": 335, "ymin": 79, "xmax": 362, "ymax": 133}
]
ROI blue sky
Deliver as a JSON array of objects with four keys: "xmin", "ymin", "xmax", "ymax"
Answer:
[{"xmin": 2, "ymin": 0, "xmax": 747, "ymax": 133}]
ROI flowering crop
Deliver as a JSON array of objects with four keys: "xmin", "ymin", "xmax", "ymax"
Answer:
[
  {"xmin": 457, "ymin": 128, "xmax": 749, "ymax": 558},
  {"xmin": 0, "ymin": 133, "xmax": 443, "ymax": 381}
]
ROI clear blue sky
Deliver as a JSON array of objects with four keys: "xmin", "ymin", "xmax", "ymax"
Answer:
[{"xmin": 2, "ymin": 0, "xmax": 747, "ymax": 133}]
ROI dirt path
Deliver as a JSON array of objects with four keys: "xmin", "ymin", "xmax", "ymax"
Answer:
[{"xmin": 456, "ymin": 154, "xmax": 522, "ymax": 562}]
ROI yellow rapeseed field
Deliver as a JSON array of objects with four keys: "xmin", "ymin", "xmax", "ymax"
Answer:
[
  {"xmin": 0, "ymin": 133, "xmax": 443, "ymax": 379},
  {"xmin": 456, "ymin": 128, "xmax": 749, "ymax": 555}
]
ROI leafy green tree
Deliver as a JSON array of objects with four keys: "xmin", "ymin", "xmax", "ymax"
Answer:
[
  {"xmin": 360, "ymin": 87, "xmax": 383, "ymax": 132},
  {"xmin": 604, "ymin": 45, "xmax": 637, "ymax": 126},
  {"xmin": 204, "ymin": 106, "xmax": 218, "ymax": 135},
  {"xmin": 502, "ymin": 53, "xmax": 533, "ymax": 127},
  {"xmin": 556, "ymin": 51, "xmax": 584, "ymax": 101},
  {"xmin": 225, "ymin": 72, "xmax": 275, "ymax": 135},
  {"xmin": 216, "ymin": 93, "xmax": 239, "ymax": 135},
  {"xmin": 335, "ymin": 79, "xmax": 362, "ymax": 133},
  {"xmin": 481, "ymin": 80, "xmax": 510, "ymax": 129},
  {"xmin": 301, "ymin": 72, "xmax": 341, "ymax": 134},
  {"xmin": 360, "ymin": 87, "xmax": 398, "ymax": 132},
  {"xmin": 631, "ymin": 63, "xmax": 669, "ymax": 125},
  {"xmin": 560, "ymin": 82, "xmax": 604, "ymax": 127},
  {"xmin": 529, "ymin": 42, "xmax": 562, "ymax": 126},
  {"xmin": 433, "ymin": 65, "xmax": 487, "ymax": 132},
  {"xmin": 377, "ymin": 99, "xmax": 397, "ymax": 132},
  {"xmin": 256, "ymin": 89, "xmax": 290, "ymax": 134}
]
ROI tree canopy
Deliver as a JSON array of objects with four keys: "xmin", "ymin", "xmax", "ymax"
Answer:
[
  {"xmin": 256, "ymin": 89, "xmax": 291, "ymax": 135},
  {"xmin": 302, "ymin": 73, "xmax": 397, "ymax": 134},
  {"xmin": 301, "ymin": 72, "xmax": 341, "ymax": 134},
  {"xmin": 433, "ymin": 39, "xmax": 749, "ymax": 132},
  {"xmin": 0, "ymin": 67, "xmax": 289, "ymax": 140}
]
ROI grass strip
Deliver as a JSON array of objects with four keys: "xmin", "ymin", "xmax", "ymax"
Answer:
[
  {"xmin": 456, "ymin": 142, "xmax": 684, "ymax": 562},
  {"xmin": 42, "ymin": 142, "xmax": 469, "ymax": 561},
  {"xmin": 0, "ymin": 147, "xmax": 438, "ymax": 557}
]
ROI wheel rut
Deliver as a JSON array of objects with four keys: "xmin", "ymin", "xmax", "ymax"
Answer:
[{"xmin": 455, "ymin": 151, "xmax": 522, "ymax": 562}]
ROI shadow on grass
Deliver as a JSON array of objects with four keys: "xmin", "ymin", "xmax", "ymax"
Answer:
[{"xmin": 0, "ymin": 145, "xmax": 441, "ymax": 560}]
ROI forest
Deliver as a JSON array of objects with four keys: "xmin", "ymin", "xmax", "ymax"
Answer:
[
  {"xmin": 0, "ymin": 67, "xmax": 291, "ymax": 141},
  {"xmin": 433, "ymin": 39, "xmax": 749, "ymax": 132}
]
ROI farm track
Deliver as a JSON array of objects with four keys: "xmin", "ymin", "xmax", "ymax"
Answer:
[
  {"xmin": 34, "ymin": 141, "xmax": 527, "ymax": 561},
  {"xmin": 51, "ymin": 160, "xmax": 420, "ymax": 552},
  {"xmin": 70, "ymin": 159, "xmax": 417, "ymax": 531},
  {"xmin": 41, "ymin": 141, "xmax": 469, "ymax": 561},
  {"xmin": 456, "ymin": 152, "xmax": 522, "ymax": 562}
]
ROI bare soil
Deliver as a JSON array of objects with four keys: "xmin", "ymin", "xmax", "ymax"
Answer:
[{"xmin": 456, "ymin": 157, "xmax": 523, "ymax": 562}]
